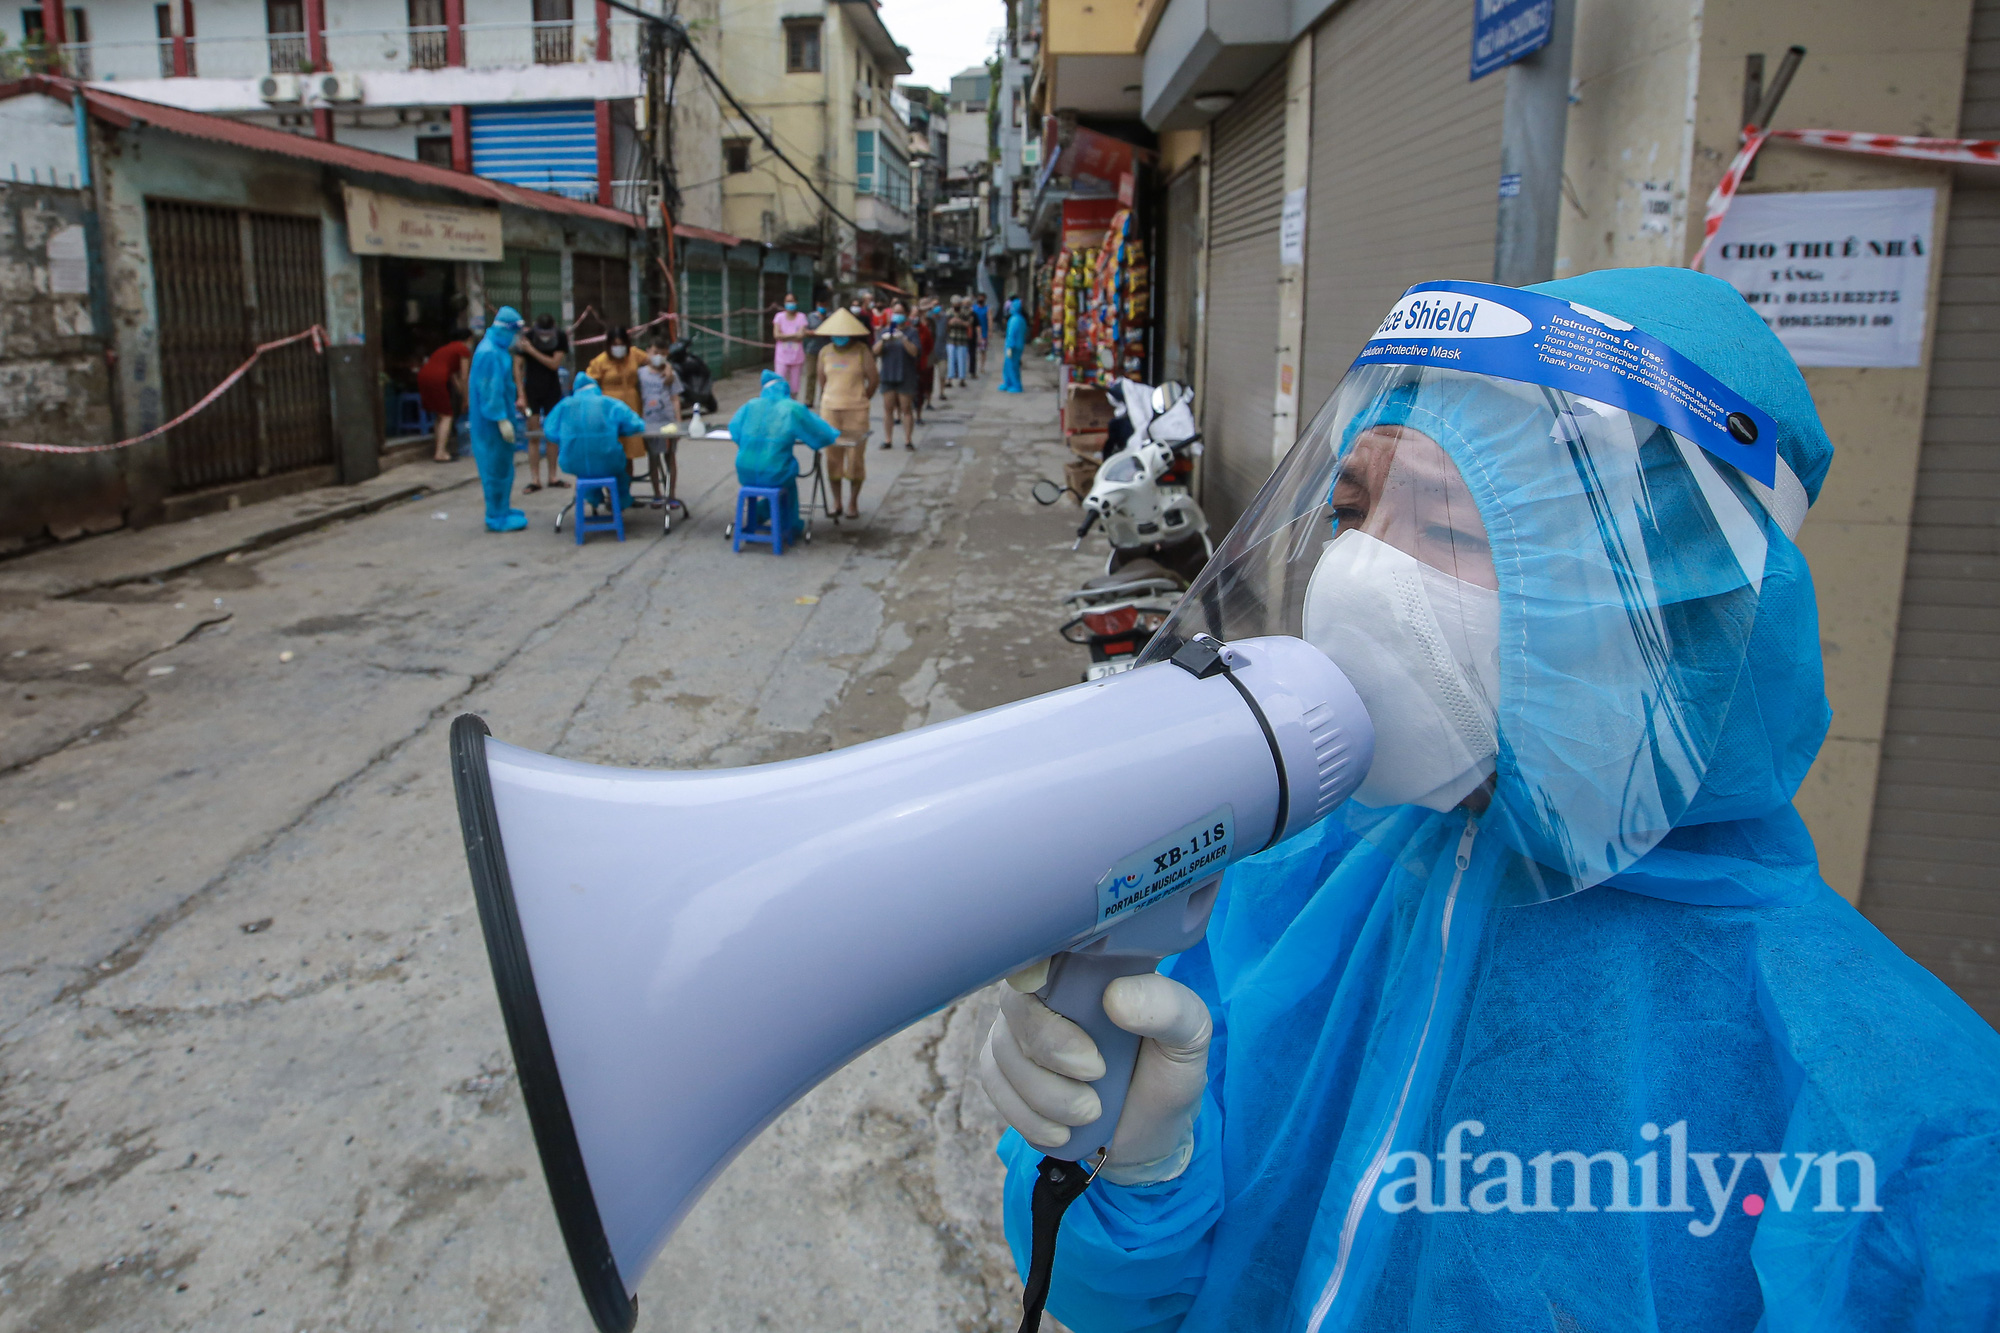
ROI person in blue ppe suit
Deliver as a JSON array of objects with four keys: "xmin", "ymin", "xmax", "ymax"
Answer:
[
  {"xmin": 730, "ymin": 369, "xmax": 839, "ymax": 542},
  {"xmin": 999, "ymin": 296, "xmax": 1027, "ymax": 393},
  {"xmin": 980, "ymin": 267, "xmax": 2000, "ymax": 1331},
  {"xmin": 545, "ymin": 374, "xmax": 647, "ymax": 515},
  {"xmin": 468, "ymin": 307, "xmax": 530, "ymax": 532}
]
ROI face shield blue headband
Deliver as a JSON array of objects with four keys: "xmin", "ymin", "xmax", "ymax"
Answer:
[{"xmin": 1143, "ymin": 280, "xmax": 1808, "ymax": 900}]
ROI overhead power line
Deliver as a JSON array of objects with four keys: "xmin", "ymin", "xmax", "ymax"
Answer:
[{"xmin": 600, "ymin": 0, "xmax": 861, "ymax": 234}]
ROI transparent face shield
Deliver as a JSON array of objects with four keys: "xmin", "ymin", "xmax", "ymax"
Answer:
[{"xmin": 1141, "ymin": 358, "xmax": 1782, "ymax": 901}]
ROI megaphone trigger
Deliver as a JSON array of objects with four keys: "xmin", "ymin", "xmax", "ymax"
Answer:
[
  {"xmin": 450, "ymin": 634, "xmax": 1374, "ymax": 1332},
  {"xmin": 1034, "ymin": 878, "xmax": 1220, "ymax": 1164}
]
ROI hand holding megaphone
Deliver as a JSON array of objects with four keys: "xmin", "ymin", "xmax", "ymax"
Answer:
[{"xmin": 981, "ymin": 964, "xmax": 1211, "ymax": 1186}]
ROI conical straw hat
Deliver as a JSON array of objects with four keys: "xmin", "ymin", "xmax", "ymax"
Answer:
[{"xmin": 813, "ymin": 308, "xmax": 871, "ymax": 338}]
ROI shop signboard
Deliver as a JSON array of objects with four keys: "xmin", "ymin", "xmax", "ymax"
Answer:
[
  {"xmin": 1704, "ymin": 187, "xmax": 1937, "ymax": 368},
  {"xmin": 341, "ymin": 183, "xmax": 504, "ymax": 262},
  {"xmin": 1061, "ymin": 197, "xmax": 1122, "ymax": 251}
]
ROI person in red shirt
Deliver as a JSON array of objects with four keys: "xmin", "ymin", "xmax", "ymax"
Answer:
[{"xmin": 417, "ymin": 331, "xmax": 473, "ymax": 462}]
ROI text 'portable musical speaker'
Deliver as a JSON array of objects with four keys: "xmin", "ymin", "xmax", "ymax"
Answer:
[{"xmin": 450, "ymin": 634, "xmax": 1372, "ymax": 1332}]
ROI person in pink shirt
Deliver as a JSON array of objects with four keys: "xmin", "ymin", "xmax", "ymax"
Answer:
[{"xmin": 772, "ymin": 295, "xmax": 810, "ymax": 398}]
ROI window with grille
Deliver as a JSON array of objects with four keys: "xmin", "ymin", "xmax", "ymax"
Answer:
[
  {"xmin": 266, "ymin": 0, "xmax": 306, "ymax": 72},
  {"xmin": 880, "ymin": 147, "xmax": 909, "ymax": 212},
  {"xmin": 416, "ymin": 135, "xmax": 453, "ymax": 166},
  {"xmin": 40, "ymin": 6, "xmax": 91, "ymax": 75},
  {"xmin": 406, "ymin": 0, "xmax": 445, "ymax": 69},
  {"xmin": 723, "ymin": 138, "xmax": 750, "ymax": 174},
  {"xmin": 531, "ymin": 0, "xmax": 571, "ymax": 64},
  {"xmin": 783, "ymin": 17, "xmax": 819, "ymax": 72},
  {"xmin": 856, "ymin": 129, "xmax": 874, "ymax": 194},
  {"xmin": 154, "ymin": 1, "xmax": 194, "ymax": 76}
]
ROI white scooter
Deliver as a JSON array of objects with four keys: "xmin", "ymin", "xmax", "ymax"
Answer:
[{"xmin": 1074, "ymin": 381, "xmax": 1212, "ymax": 584}]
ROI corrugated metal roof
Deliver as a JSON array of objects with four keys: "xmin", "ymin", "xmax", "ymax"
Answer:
[{"xmin": 0, "ymin": 75, "xmax": 640, "ymax": 229}]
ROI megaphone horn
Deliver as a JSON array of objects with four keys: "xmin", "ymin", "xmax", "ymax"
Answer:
[{"xmin": 451, "ymin": 634, "xmax": 1372, "ymax": 1331}]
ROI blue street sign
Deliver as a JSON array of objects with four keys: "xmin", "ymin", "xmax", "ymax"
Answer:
[{"xmin": 1470, "ymin": 0, "xmax": 1554, "ymax": 80}]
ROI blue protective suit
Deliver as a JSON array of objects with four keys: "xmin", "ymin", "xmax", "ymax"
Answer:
[
  {"xmin": 546, "ymin": 375, "xmax": 646, "ymax": 513},
  {"xmin": 468, "ymin": 308, "xmax": 528, "ymax": 531},
  {"xmin": 729, "ymin": 370, "xmax": 838, "ymax": 540},
  {"xmin": 1001, "ymin": 301, "xmax": 1027, "ymax": 393},
  {"xmin": 999, "ymin": 267, "xmax": 2000, "ymax": 1332}
]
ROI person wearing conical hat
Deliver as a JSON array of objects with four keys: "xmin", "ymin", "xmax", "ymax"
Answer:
[{"xmin": 812, "ymin": 307, "xmax": 877, "ymax": 520}]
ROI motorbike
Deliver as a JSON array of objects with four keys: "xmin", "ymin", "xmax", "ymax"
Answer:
[
  {"xmin": 1071, "ymin": 380, "xmax": 1212, "ymax": 585},
  {"xmin": 1057, "ymin": 559, "xmax": 1186, "ymax": 682}
]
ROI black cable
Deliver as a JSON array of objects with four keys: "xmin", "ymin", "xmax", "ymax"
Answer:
[
  {"xmin": 1018, "ymin": 1155, "xmax": 1096, "ymax": 1333},
  {"xmin": 599, "ymin": 0, "xmax": 861, "ymax": 233}
]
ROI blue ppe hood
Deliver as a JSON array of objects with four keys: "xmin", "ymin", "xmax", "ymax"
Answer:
[{"xmin": 728, "ymin": 370, "xmax": 837, "ymax": 491}]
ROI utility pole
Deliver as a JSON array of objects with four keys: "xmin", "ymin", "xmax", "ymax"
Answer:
[{"xmin": 1492, "ymin": 0, "xmax": 1576, "ymax": 287}]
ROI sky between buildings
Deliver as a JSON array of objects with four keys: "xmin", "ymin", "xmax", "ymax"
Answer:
[{"xmin": 877, "ymin": 0, "xmax": 1006, "ymax": 93}]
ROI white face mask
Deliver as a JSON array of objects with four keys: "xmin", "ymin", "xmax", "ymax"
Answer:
[
  {"xmin": 649, "ymin": 354, "xmax": 665, "ymax": 368},
  {"xmin": 610, "ymin": 344, "xmax": 628, "ymax": 359},
  {"xmin": 1302, "ymin": 530, "xmax": 1500, "ymax": 812}
]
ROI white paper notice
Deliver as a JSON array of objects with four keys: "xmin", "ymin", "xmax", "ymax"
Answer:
[
  {"xmin": 1705, "ymin": 188, "xmax": 1936, "ymax": 368},
  {"xmin": 1279, "ymin": 187, "xmax": 1306, "ymax": 267},
  {"xmin": 47, "ymin": 224, "xmax": 88, "ymax": 295},
  {"xmin": 1639, "ymin": 181, "xmax": 1673, "ymax": 236}
]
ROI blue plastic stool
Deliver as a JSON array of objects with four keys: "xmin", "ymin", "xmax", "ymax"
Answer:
[
  {"xmin": 733, "ymin": 485, "xmax": 786, "ymax": 555},
  {"xmin": 393, "ymin": 392, "xmax": 433, "ymax": 435},
  {"xmin": 573, "ymin": 477, "xmax": 625, "ymax": 545}
]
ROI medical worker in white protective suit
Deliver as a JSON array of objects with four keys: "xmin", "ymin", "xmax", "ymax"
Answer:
[{"xmin": 979, "ymin": 267, "xmax": 2000, "ymax": 1332}]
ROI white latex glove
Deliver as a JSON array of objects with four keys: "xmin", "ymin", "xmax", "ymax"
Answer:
[
  {"xmin": 498, "ymin": 420, "xmax": 516, "ymax": 445},
  {"xmin": 978, "ymin": 963, "xmax": 1211, "ymax": 1186}
]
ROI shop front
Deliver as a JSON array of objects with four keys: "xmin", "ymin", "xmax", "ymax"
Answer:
[{"xmin": 0, "ymin": 76, "xmax": 642, "ymax": 542}]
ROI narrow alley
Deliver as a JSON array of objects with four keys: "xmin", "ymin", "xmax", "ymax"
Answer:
[{"xmin": 0, "ymin": 360, "xmax": 1099, "ymax": 1332}]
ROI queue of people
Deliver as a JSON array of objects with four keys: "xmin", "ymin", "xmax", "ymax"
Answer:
[
  {"xmin": 776, "ymin": 287, "xmax": 995, "ymax": 479},
  {"xmin": 439, "ymin": 286, "xmax": 1004, "ymax": 537}
]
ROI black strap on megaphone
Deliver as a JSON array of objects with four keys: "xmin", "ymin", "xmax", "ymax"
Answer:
[{"xmin": 1018, "ymin": 1153, "xmax": 1100, "ymax": 1333}]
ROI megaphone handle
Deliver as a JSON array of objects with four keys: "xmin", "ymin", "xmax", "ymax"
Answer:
[{"xmin": 1037, "ymin": 949, "xmax": 1164, "ymax": 1164}]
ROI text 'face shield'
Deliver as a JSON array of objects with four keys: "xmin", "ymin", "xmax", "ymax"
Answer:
[{"xmin": 1143, "ymin": 282, "xmax": 1787, "ymax": 899}]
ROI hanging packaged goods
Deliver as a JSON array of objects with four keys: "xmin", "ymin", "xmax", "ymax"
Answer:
[{"xmin": 1051, "ymin": 197, "xmax": 1149, "ymax": 386}]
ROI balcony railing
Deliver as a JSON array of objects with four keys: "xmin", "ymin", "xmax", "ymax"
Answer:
[{"xmin": 54, "ymin": 18, "xmax": 640, "ymax": 84}]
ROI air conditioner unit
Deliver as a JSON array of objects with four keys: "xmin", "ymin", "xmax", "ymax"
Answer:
[
  {"xmin": 314, "ymin": 71, "xmax": 363, "ymax": 102},
  {"xmin": 258, "ymin": 73, "xmax": 302, "ymax": 103}
]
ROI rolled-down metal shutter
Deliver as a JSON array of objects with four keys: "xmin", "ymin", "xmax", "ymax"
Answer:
[
  {"xmin": 1861, "ymin": 0, "xmax": 2000, "ymax": 1026},
  {"xmin": 1199, "ymin": 66, "xmax": 1287, "ymax": 531},
  {"xmin": 148, "ymin": 200, "xmax": 332, "ymax": 494},
  {"xmin": 1298, "ymin": 0, "xmax": 1506, "ymax": 412},
  {"xmin": 469, "ymin": 102, "xmax": 597, "ymax": 200}
]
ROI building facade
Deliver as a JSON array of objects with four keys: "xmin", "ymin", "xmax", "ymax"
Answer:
[
  {"xmin": 0, "ymin": 75, "xmax": 641, "ymax": 546},
  {"xmin": 26, "ymin": 0, "xmax": 691, "ymax": 219},
  {"xmin": 713, "ymin": 0, "xmax": 911, "ymax": 293}
]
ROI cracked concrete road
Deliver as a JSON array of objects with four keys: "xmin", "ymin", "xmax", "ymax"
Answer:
[{"xmin": 0, "ymin": 358, "xmax": 1101, "ymax": 1332}]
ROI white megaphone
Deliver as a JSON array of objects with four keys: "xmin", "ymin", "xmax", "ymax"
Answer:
[{"xmin": 449, "ymin": 633, "xmax": 1373, "ymax": 1333}]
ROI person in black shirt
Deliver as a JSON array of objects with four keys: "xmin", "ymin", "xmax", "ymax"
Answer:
[
  {"xmin": 873, "ymin": 303, "xmax": 921, "ymax": 450},
  {"xmin": 515, "ymin": 313, "xmax": 569, "ymax": 492}
]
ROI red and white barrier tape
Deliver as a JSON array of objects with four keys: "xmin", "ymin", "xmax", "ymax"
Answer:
[
  {"xmin": 677, "ymin": 317, "xmax": 776, "ymax": 349},
  {"xmin": 0, "ymin": 325, "xmax": 327, "ymax": 455},
  {"xmin": 1694, "ymin": 128, "xmax": 2000, "ymax": 269},
  {"xmin": 572, "ymin": 310, "xmax": 677, "ymax": 349}
]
